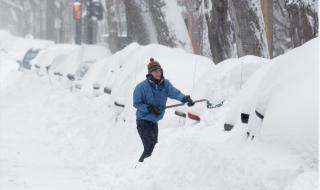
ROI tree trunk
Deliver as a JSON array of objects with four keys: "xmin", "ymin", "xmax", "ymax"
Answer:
[
  {"xmin": 229, "ymin": 0, "xmax": 269, "ymax": 58},
  {"xmin": 124, "ymin": 0, "xmax": 150, "ymax": 45},
  {"xmin": 206, "ymin": 0, "xmax": 235, "ymax": 63},
  {"xmin": 285, "ymin": 0, "xmax": 318, "ymax": 48},
  {"xmin": 272, "ymin": 0, "xmax": 292, "ymax": 57},
  {"xmin": 261, "ymin": 0, "xmax": 273, "ymax": 57},
  {"xmin": 46, "ymin": 0, "xmax": 56, "ymax": 41},
  {"xmin": 148, "ymin": 0, "xmax": 175, "ymax": 47}
]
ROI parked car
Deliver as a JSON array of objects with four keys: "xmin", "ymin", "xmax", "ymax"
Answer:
[
  {"xmin": 31, "ymin": 44, "xmax": 78, "ymax": 75},
  {"xmin": 52, "ymin": 45, "xmax": 111, "ymax": 81},
  {"xmin": 17, "ymin": 48, "xmax": 41, "ymax": 70}
]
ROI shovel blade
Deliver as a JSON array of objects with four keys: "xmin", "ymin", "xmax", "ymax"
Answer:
[
  {"xmin": 175, "ymin": 110, "xmax": 186, "ymax": 118},
  {"xmin": 188, "ymin": 112, "xmax": 200, "ymax": 121}
]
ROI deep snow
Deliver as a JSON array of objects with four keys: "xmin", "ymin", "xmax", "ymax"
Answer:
[{"xmin": 0, "ymin": 36, "xmax": 318, "ymax": 190}]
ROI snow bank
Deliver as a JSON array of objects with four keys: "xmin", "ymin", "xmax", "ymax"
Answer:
[
  {"xmin": 80, "ymin": 42, "xmax": 141, "ymax": 95},
  {"xmin": 0, "ymin": 30, "xmax": 54, "ymax": 59},
  {"xmin": 0, "ymin": 35, "xmax": 318, "ymax": 190},
  {"xmin": 223, "ymin": 38, "xmax": 318, "ymax": 168},
  {"xmin": 0, "ymin": 30, "xmax": 14, "ymax": 50},
  {"xmin": 87, "ymin": 43, "xmax": 213, "ymax": 123},
  {"xmin": 188, "ymin": 55, "xmax": 269, "ymax": 117},
  {"xmin": 258, "ymin": 38, "xmax": 318, "ymax": 167},
  {"xmin": 0, "ymin": 53, "xmax": 20, "ymax": 89},
  {"xmin": 53, "ymin": 45, "xmax": 111, "ymax": 78},
  {"xmin": 0, "ymin": 30, "xmax": 54, "ymax": 90},
  {"xmin": 31, "ymin": 44, "xmax": 78, "ymax": 68},
  {"xmin": 78, "ymin": 43, "xmax": 213, "ymax": 123}
]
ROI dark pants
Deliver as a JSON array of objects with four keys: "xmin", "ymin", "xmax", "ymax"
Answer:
[{"xmin": 136, "ymin": 119, "xmax": 158, "ymax": 162}]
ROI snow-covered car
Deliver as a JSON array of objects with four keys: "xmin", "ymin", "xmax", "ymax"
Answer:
[
  {"xmin": 185, "ymin": 55, "xmax": 270, "ymax": 123},
  {"xmin": 222, "ymin": 38, "xmax": 317, "ymax": 142},
  {"xmin": 31, "ymin": 44, "xmax": 78, "ymax": 75},
  {"xmin": 3, "ymin": 34, "xmax": 54, "ymax": 64},
  {"xmin": 0, "ymin": 31, "xmax": 54, "ymax": 70},
  {"xmin": 17, "ymin": 48, "xmax": 41, "ymax": 70},
  {"xmin": 52, "ymin": 45, "xmax": 111, "ymax": 84},
  {"xmin": 95, "ymin": 43, "xmax": 212, "ymax": 123},
  {"xmin": 79, "ymin": 43, "xmax": 140, "ymax": 96}
]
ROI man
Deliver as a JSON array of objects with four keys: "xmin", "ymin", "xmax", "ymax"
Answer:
[{"xmin": 133, "ymin": 58, "xmax": 195, "ymax": 162}]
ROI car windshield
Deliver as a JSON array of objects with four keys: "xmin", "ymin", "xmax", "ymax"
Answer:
[
  {"xmin": 76, "ymin": 64, "xmax": 90, "ymax": 79},
  {"xmin": 23, "ymin": 49, "xmax": 39, "ymax": 62}
]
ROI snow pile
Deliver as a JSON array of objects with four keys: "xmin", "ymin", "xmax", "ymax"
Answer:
[
  {"xmin": 108, "ymin": 38, "xmax": 318, "ymax": 190},
  {"xmin": 31, "ymin": 44, "xmax": 78, "ymax": 69},
  {"xmin": 0, "ymin": 53, "xmax": 20, "ymax": 89},
  {"xmin": 221, "ymin": 38, "xmax": 318, "ymax": 167},
  {"xmin": 256, "ymin": 38, "xmax": 318, "ymax": 167},
  {"xmin": 0, "ymin": 37, "xmax": 318, "ymax": 190},
  {"xmin": 52, "ymin": 45, "xmax": 111, "ymax": 77},
  {"xmin": 80, "ymin": 42, "xmax": 141, "ymax": 95},
  {"xmin": 0, "ymin": 30, "xmax": 53, "ymax": 89},
  {"xmin": 78, "ymin": 43, "xmax": 213, "ymax": 118},
  {"xmin": 2, "ymin": 34, "xmax": 53, "ymax": 60},
  {"xmin": 187, "ymin": 55, "xmax": 269, "ymax": 118},
  {"xmin": 0, "ymin": 30, "xmax": 14, "ymax": 50}
]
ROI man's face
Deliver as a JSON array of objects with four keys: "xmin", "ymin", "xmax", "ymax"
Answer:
[{"xmin": 151, "ymin": 69, "xmax": 162, "ymax": 81}]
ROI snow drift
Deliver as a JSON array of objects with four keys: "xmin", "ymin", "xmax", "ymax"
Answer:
[{"xmin": 0, "ymin": 33, "xmax": 318, "ymax": 190}]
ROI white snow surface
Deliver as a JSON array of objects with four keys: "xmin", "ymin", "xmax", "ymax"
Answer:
[
  {"xmin": 0, "ymin": 36, "xmax": 318, "ymax": 190},
  {"xmin": 0, "ymin": 30, "xmax": 54, "ymax": 60},
  {"xmin": 52, "ymin": 45, "xmax": 111, "ymax": 77}
]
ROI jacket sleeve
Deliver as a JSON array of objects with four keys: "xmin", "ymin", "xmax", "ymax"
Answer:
[
  {"xmin": 166, "ymin": 80, "xmax": 186, "ymax": 102},
  {"xmin": 133, "ymin": 84, "xmax": 149, "ymax": 113}
]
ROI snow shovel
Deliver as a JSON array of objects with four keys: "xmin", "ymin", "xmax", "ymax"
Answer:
[
  {"xmin": 187, "ymin": 112, "xmax": 201, "ymax": 121},
  {"xmin": 114, "ymin": 99, "xmax": 224, "ymax": 109},
  {"xmin": 166, "ymin": 99, "xmax": 224, "ymax": 109},
  {"xmin": 174, "ymin": 110, "xmax": 187, "ymax": 118},
  {"xmin": 167, "ymin": 99, "xmax": 224, "ymax": 121},
  {"xmin": 113, "ymin": 99, "xmax": 225, "ymax": 115}
]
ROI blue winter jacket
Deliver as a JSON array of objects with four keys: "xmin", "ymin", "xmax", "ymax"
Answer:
[{"xmin": 133, "ymin": 75, "xmax": 186, "ymax": 123}]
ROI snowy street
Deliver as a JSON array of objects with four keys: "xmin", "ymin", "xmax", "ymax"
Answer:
[
  {"xmin": 0, "ymin": 0, "xmax": 318, "ymax": 188},
  {"xmin": 0, "ymin": 74, "xmax": 93, "ymax": 189},
  {"xmin": 0, "ymin": 38, "xmax": 318, "ymax": 189}
]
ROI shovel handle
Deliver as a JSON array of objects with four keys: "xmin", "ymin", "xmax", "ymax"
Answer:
[{"xmin": 165, "ymin": 99, "xmax": 207, "ymax": 109}]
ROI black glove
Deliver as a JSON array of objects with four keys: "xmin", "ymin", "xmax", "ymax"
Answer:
[
  {"xmin": 147, "ymin": 105, "xmax": 162, "ymax": 115},
  {"xmin": 183, "ymin": 95, "xmax": 195, "ymax": 107}
]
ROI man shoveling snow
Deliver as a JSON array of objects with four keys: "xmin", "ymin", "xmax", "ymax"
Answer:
[{"xmin": 133, "ymin": 58, "xmax": 195, "ymax": 162}]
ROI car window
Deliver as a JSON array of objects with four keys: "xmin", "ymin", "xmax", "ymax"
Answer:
[
  {"xmin": 23, "ymin": 49, "xmax": 40, "ymax": 62},
  {"xmin": 76, "ymin": 64, "xmax": 90, "ymax": 79}
]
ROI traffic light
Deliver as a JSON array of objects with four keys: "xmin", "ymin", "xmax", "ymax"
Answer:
[{"xmin": 73, "ymin": 2, "xmax": 81, "ymax": 21}]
